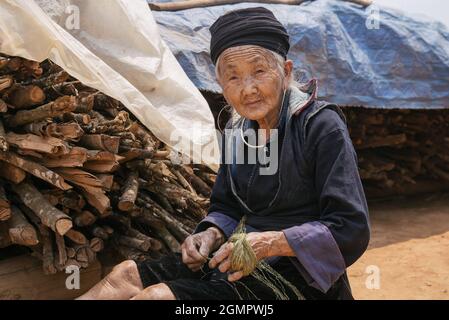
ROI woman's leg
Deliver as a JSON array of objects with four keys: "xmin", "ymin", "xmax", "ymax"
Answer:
[
  {"xmin": 77, "ymin": 253, "xmax": 200, "ymax": 300},
  {"xmin": 77, "ymin": 260, "xmax": 144, "ymax": 300},
  {"xmin": 130, "ymin": 283, "xmax": 176, "ymax": 300}
]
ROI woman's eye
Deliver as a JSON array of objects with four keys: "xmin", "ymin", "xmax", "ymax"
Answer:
[
  {"xmin": 228, "ymin": 76, "xmax": 238, "ymax": 81},
  {"xmin": 256, "ymin": 69, "xmax": 265, "ymax": 74}
]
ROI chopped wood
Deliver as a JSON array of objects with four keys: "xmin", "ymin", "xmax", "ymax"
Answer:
[
  {"xmin": 116, "ymin": 234, "xmax": 151, "ymax": 252},
  {"xmin": 3, "ymin": 84, "xmax": 45, "ymax": 109},
  {"xmin": 27, "ymin": 70, "xmax": 69, "ymax": 88},
  {"xmin": 57, "ymin": 112, "xmax": 91, "ymax": 125},
  {"xmin": 7, "ymin": 205, "xmax": 39, "ymax": 246},
  {"xmin": 24, "ymin": 121, "xmax": 84, "ymax": 141},
  {"xmin": 74, "ymin": 210, "xmax": 97, "ymax": 227},
  {"xmin": 0, "ymin": 184, "xmax": 11, "ymax": 221},
  {"xmin": 39, "ymin": 225, "xmax": 57, "ymax": 275},
  {"xmin": 96, "ymin": 174, "xmax": 114, "ymax": 191},
  {"xmin": 54, "ymin": 233, "xmax": 67, "ymax": 267},
  {"xmin": 40, "ymin": 147, "xmax": 88, "ymax": 168},
  {"xmin": 118, "ymin": 171, "xmax": 139, "ymax": 211},
  {"xmin": 0, "ymin": 119, "xmax": 8, "ymax": 151},
  {"xmin": 12, "ymin": 182, "xmax": 73, "ymax": 235},
  {"xmin": 89, "ymin": 237, "xmax": 104, "ymax": 253},
  {"xmin": 79, "ymin": 134, "xmax": 120, "ymax": 154},
  {"xmin": 65, "ymin": 229, "xmax": 88, "ymax": 245},
  {"xmin": 0, "ymin": 75, "xmax": 14, "ymax": 91},
  {"xmin": 0, "ymin": 54, "xmax": 215, "ymax": 274},
  {"xmin": 6, "ymin": 132, "xmax": 70, "ymax": 155},
  {"xmin": 0, "ymin": 98, "xmax": 8, "ymax": 113},
  {"xmin": 0, "ymin": 151, "xmax": 71, "ymax": 190},
  {"xmin": 176, "ymin": 165, "xmax": 212, "ymax": 197},
  {"xmin": 8, "ymin": 95, "xmax": 77, "ymax": 127}
]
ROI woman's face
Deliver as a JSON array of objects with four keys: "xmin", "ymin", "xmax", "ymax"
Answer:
[{"xmin": 216, "ymin": 45, "xmax": 293, "ymax": 124}]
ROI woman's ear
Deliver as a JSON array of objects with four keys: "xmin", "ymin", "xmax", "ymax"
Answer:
[
  {"xmin": 283, "ymin": 60, "xmax": 293, "ymax": 89},
  {"xmin": 284, "ymin": 60, "xmax": 293, "ymax": 78}
]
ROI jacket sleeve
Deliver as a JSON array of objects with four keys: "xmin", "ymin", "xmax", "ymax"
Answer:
[
  {"xmin": 194, "ymin": 163, "xmax": 244, "ymax": 239},
  {"xmin": 282, "ymin": 108, "xmax": 371, "ymax": 292}
]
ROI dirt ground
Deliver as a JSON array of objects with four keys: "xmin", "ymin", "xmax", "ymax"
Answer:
[{"xmin": 348, "ymin": 192, "xmax": 449, "ymax": 300}]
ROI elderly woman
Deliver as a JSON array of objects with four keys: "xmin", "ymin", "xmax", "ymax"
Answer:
[{"xmin": 79, "ymin": 7, "xmax": 370, "ymax": 300}]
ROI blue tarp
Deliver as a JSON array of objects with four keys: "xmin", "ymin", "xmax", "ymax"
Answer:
[{"xmin": 151, "ymin": 0, "xmax": 449, "ymax": 109}]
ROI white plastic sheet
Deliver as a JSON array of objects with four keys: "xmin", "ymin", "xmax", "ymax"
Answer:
[{"xmin": 0, "ymin": 0, "xmax": 220, "ymax": 168}]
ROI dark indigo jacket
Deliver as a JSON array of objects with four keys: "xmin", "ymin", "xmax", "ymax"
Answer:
[{"xmin": 196, "ymin": 81, "xmax": 370, "ymax": 297}]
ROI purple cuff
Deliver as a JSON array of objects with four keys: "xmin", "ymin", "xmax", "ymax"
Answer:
[
  {"xmin": 283, "ymin": 221, "xmax": 346, "ymax": 293},
  {"xmin": 195, "ymin": 212, "xmax": 240, "ymax": 239}
]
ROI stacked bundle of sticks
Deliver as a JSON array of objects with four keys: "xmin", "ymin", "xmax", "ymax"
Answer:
[
  {"xmin": 344, "ymin": 107, "xmax": 449, "ymax": 197},
  {"xmin": 0, "ymin": 54, "xmax": 216, "ymax": 274}
]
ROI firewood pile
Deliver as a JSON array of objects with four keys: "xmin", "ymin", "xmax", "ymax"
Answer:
[
  {"xmin": 344, "ymin": 107, "xmax": 449, "ymax": 197},
  {"xmin": 0, "ymin": 54, "xmax": 216, "ymax": 274}
]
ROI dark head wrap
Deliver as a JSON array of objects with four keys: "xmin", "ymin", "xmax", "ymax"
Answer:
[{"xmin": 209, "ymin": 7, "xmax": 290, "ymax": 65}]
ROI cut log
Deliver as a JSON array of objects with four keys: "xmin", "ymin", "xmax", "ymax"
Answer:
[
  {"xmin": 118, "ymin": 171, "xmax": 139, "ymax": 211},
  {"xmin": 0, "ymin": 75, "xmax": 14, "ymax": 92},
  {"xmin": 90, "ymin": 226, "xmax": 109, "ymax": 240},
  {"xmin": 0, "ymin": 222, "xmax": 12, "ymax": 248},
  {"xmin": 136, "ymin": 196, "xmax": 190, "ymax": 241},
  {"xmin": 6, "ymin": 132, "xmax": 70, "ymax": 155},
  {"xmin": 27, "ymin": 70, "xmax": 69, "ymax": 88},
  {"xmin": 0, "ymin": 98, "xmax": 7, "ymax": 113},
  {"xmin": 3, "ymin": 85, "xmax": 45, "ymax": 109},
  {"xmin": 83, "ymin": 160, "xmax": 120, "ymax": 173},
  {"xmin": 73, "ymin": 210, "xmax": 97, "ymax": 227},
  {"xmin": 64, "ymin": 229, "xmax": 88, "ymax": 245},
  {"xmin": 12, "ymin": 182, "xmax": 73, "ymax": 235},
  {"xmin": 74, "ymin": 92, "xmax": 95, "ymax": 113},
  {"xmin": 146, "ymin": 221, "xmax": 181, "ymax": 253},
  {"xmin": 57, "ymin": 112, "xmax": 91, "ymax": 125},
  {"xmin": 177, "ymin": 165, "xmax": 212, "ymax": 197},
  {"xmin": 54, "ymin": 168, "xmax": 111, "ymax": 215},
  {"xmin": 127, "ymin": 227, "xmax": 162, "ymax": 251},
  {"xmin": 96, "ymin": 174, "xmax": 114, "ymax": 191},
  {"xmin": 0, "ymin": 184, "xmax": 11, "ymax": 221},
  {"xmin": 116, "ymin": 235, "xmax": 151, "ymax": 252},
  {"xmin": 40, "ymin": 147, "xmax": 88, "ymax": 168},
  {"xmin": 128, "ymin": 122, "xmax": 159, "ymax": 153},
  {"xmin": 8, "ymin": 95, "xmax": 77, "ymax": 127},
  {"xmin": 0, "ymin": 162, "xmax": 26, "ymax": 184},
  {"xmin": 54, "ymin": 233, "xmax": 67, "ymax": 267},
  {"xmin": 0, "ymin": 151, "xmax": 71, "ymax": 190},
  {"xmin": 39, "ymin": 225, "xmax": 57, "ymax": 275},
  {"xmin": 24, "ymin": 121, "xmax": 84, "ymax": 142},
  {"xmin": 7, "ymin": 205, "xmax": 39, "ymax": 246},
  {"xmin": 0, "ymin": 119, "xmax": 8, "ymax": 151},
  {"xmin": 79, "ymin": 134, "xmax": 120, "ymax": 154},
  {"xmin": 89, "ymin": 237, "xmax": 104, "ymax": 253}
]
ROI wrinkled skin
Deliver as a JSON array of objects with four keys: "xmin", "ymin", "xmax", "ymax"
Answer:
[
  {"xmin": 217, "ymin": 45, "xmax": 293, "ymax": 142},
  {"xmin": 181, "ymin": 227, "xmax": 225, "ymax": 271}
]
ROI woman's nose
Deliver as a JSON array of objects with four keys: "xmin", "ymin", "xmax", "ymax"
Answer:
[{"xmin": 241, "ymin": 77, "xmax": 258, "ymax": 96}]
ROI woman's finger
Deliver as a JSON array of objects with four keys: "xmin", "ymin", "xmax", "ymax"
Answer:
[
  {"xmin": 186, "ymin": 262, "xmax": 204, "ymax": 272},
  {"xmin": 228, "ymin": 270, "xmax": 244, "ymax": 282},
  {"xmin": 185, "ymin": 237, "xmax": 206, "ymax": 264},
  {"xmin": 209, "ymin": 242, "xmax": 232, "ymax": 269},
  {"xmin": 217, "ymin": 257, "xmax": 231, "ymax": 273}
]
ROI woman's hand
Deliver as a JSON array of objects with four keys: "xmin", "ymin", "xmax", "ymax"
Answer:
[
  {"xmin": 209, "ymin": 231, "xmax": 287, "ymax": 282},
  {"xmin": 181, "ymin": 227, "xmax": 225, "ymax": 272}
]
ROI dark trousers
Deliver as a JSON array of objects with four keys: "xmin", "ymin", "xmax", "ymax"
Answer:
[{"xmin": 136, "ymin": 253, "xmax": 353, "ymax": 300}]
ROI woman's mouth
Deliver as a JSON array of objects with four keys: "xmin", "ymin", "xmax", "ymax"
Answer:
[{"xmin": 244, "ymin": 100, "xmax": 262, "ymax": 107}]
